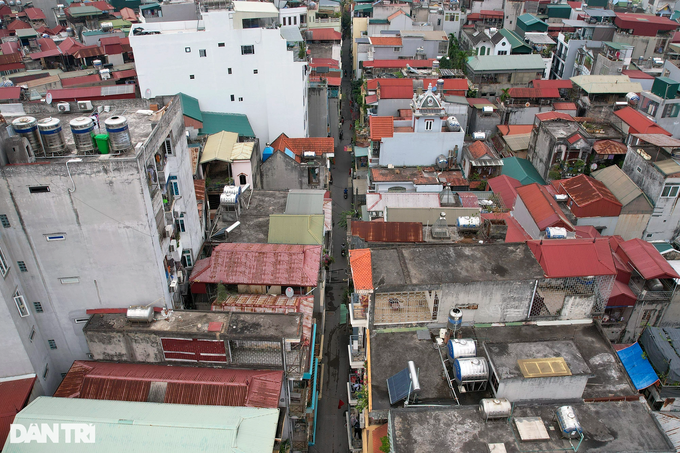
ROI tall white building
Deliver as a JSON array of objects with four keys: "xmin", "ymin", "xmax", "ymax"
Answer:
[
  {"xmin": 0, "ymin": 96, "xmax": 202, "ymax": 394},
  {"xmin": 130, "ymin": 3, "xmax": 309, "ymax": 145}
]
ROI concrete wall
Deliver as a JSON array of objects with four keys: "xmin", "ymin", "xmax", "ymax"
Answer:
[
  {"xmin": 614, "ymin": 213, "xmax": 651, "ymax": 240},
  {"xmin": 504, "ymin": 105, "xmax": 552, "ymax": 125},
  {"xmin": 469, "ymin": 111, "xmax": 501, "ymax": 136},
  {"xmin": 495, "ymin": 375, "xmax": 589, "ymax": 402},
  {"xmin": 438, "ymin": 280, "xmax": 536, "ymax": 323},
  {"xmin": 261, "ymin": 152, "xmax": 327, "ymax": 190},
  {"xmin": 377, "ymin": 98, "xmax": 411, "ymax": 117},
  {"xmin": 373, "ymin": 4, "xmax": 412, "ymax": 20},
  {"xmin": 308, "ymin": 85, "xmax": 329, "ymax": 138},
  {"xmin": 512, "ymin": 198, "xmax": 540, "ymax": 239},
  {"xmin": 379, "ymin": 130, "xmax": 465, "ymax": 167},
  {"xmin": 353, "ymin": 17, "xmax": 369, "ymax": 79},
  {"xmin": 130, "ymin": 10, "xmax": 308, "ymax": 146},
  {"xmin": 504, "ymin": 1, "xmax": 524, "ymax": 31},
  {"xmin": 622, "ymin": 300, "xmax": 667, "ymax": 343},
  {"xmin": 575, "ymin": 216, "xmax": 618, "ymax": 236},
  {"xmin": 612, "ymin": 33, "xmax": 664, "ymax": 60}
]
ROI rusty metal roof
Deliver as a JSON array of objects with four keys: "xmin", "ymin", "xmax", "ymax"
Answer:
[
  {"xmin": 351, "ymin": 220, "xmax": 423, "ymax": 242},
  {"xmin": 349, "ymin": 249, "xmax": 373, "ymax": 291},
  {"xmin": 54, "ymin": 361, "xmax": 283, "ymax": 408},
  {"xmin": 559, "ymin": 174, "xmax": 622, "ymax": 208},
  {"xmin": 190, "ymin": 243, "xmax": 321, "ymax": 287},
  {"xmin": 593, "ymin": 139, "xmax": 627, "ymax": 155},
  {"xmin": 0, "ymin": 375, "xmax": 36, "ymax": 448}
]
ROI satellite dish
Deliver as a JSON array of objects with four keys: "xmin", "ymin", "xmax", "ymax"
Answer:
[
  {"xmin": 285, "ymin": 287, "xmax": 294, "ymax": 298},
  {"xmin": 45, "ymin": 92, "xmax": 52, "ymax": 104},
  {"xmin": 144, "ymin": 88, "xmax": 152, "ymax": 98}
]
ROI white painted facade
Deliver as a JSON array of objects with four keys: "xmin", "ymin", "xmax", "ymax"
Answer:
[
  {"xmin": 130, "ymin": 8, "xmax": 308, "ymax": 146},
  {"xmin": 0, "ymin": 98, "xmax": 202, "ymax": 394}
]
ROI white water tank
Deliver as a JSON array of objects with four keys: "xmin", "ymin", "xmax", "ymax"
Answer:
[
  {"xmin": 447, "ymin": 338, "xmax": 476, "ymax": 360},
  {"xmin": 546, "ymin": 227, "xmax": 567, "ymax": 239},
  {"xmin": 453, "ymin": 357, "xmax": 489, "ymax": 383},
  {"xmin": 555, "ymin": 406, "xmax": 582, "ymax": 439},
  {"xmin": 479, "ymin": 398, "xmax": 512, "ymax": 420},
  {"xmin": 473, "ymin": 131, "xmax": 486, "ymax": 140}
]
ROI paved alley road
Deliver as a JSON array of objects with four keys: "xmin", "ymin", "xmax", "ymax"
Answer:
[{"xmin": 310, "ymin": 24, "xmax": 354, "ymax": 453}]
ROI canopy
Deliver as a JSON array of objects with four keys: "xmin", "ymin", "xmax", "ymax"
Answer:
[{"xmin": 617, "ymin": 342, "xmax": 659, "ymax": 390}]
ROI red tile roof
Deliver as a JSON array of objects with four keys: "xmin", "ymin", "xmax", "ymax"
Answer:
[
  {"xmin": 363, "ymin": 59, "xmax": 435, "ymax": 68},
  {"xmin": 24, "ymin": 7, "xmax": 46, "ymax": 20},
  {"xmin": 614, "ymin": 107, "xmax": 672, "ymax": 136},
  {"xmin": 530, "ymin": 79, "xmax": 573, "ymax": 89},
  {"xmin": 270, "ymin": 133, "xmax": 334, "ymax": 163},
  {"xmin": 54, "ymin": 361, "xmax": 283, "ymax": 408},
  {"xmin": 618, "ymin": 238, "xmax": 680, "ymax": 280},
  {"xmin": 61, "ymin": 74, "xmax": 102, "ymax": 87},
  {"xmin": 567, "ymin": 133, "xmax": 585, "ymax": 144},
  {"xmin": 7, "ymin": 19, "xmax": 31, "ymax": 30},
  {"xmin": 369, "ymin": 116, "xmax": 394, "ymax": 141},
  {"xmin": 190, "ymin": 243, "xmax": 321, "ymax": 287},
  {"xmin": 535, "ymin": 111, "xmax": 574, "ymax": 122},
  {"xmin": 112, "ymin": 68, "xmax": 136, "ymax": 79},
  {"xmin": 0, "ymin": 376, "xmax": 35, "ymax": 448},
  {"xmin": 380, "ymin": 85, "xmax": 413, "ymax": 99},
  {"xmin": 508, "ymin": 87, "xmax": 560, "ymax": 98},
  {"xmin": 370, "ymin": 36, "xmax": 402, "ymax": 46},
  {"xmin": 349, "ymin": 249, "xmax": 373, "ymax": 291},
  {"xmin": 310, "ymin": 57, "xmax": 340, "ymax": 68},
  {"xmin": 593, "ymin": 139, "xmax": 627, "ymax": 155},
  {"xmin": 58, "ymin": 37, "xmax": 84, "ymax": 55},
  {"xmin": 527, "ymin": 238, "xmax": 617, "ymax": 278},
  {"xmin": 311, "ymin": 27, "xmax": 342, "ymax": 41},
  {"xmin": 488, "ymin": 175, "xmax": 522, "ymax": 210},
  {"xmin": 621, "ymin": 69, "xmax": 655, "ymax": 80},
  {"xmin": 497, "ymin": 124, "xmax": 534, "ymax": 136},
  {"xmin": 89, "ymin": 1, "xmax": 115, "ymax": 10},
  {"xmin": 352, "ymin": 221, "xmax": 423, "ymax": 242},
  {"xmin": 0, "ymin": 86, "xmax": 21, "ymax": 100},
  {"xmin": 516, "ymin": 183, "xmax": 575, "ymax": 231},
  {"xmin": 365, "ymin": 94, "xmax": 378, "ymax": 104},
  {"xmin": 467, "ymin": 140, "xmax": 495, "ymax": 159},
  {"xmin": 120, "ymin": 7, "xmax": 137, "ymax": 21},
  {"xmin": 553, "ymin": 102, "xmax": 577, "ymax": 111}
]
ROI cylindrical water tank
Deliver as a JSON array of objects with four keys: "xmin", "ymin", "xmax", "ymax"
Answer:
[
  {"xmin": 447, "ymin": 338, "xmax": 476, "ymax": 360},
  {"xmin": 12, "ymin": 116, "xmax": 42, "ymax": 155},
  {"xmin": 70, "ymin": 117, "xmax": 95, "ymax": 154},
  {"xmin": 37, "ymin": 117, "xmax": 66, "ymax": 155},
  {"xmin": 447, "ymin": 307, "xmax": 462, "ymax": 332},
  {"xmin": 220, "ymin": 192, "xmax": 238, "ymax": 206},
  {"xmin": 126, "ymin": 306, "xmax": 154, "ymax": 323},
  {"xmin": 93, "ymin": 59, "xmax": 102, "ymax": 69},
  {"xmin": 263, "ymin": 146, "xmax": 273, "ymax": 162},
  {"xmin": 479, "ymin": 398, "xmax": 512, "ymax": 420},
  {"xmin": 446, "ymin": 116, "xmax": 461, "ymax": 132},
  {"xmin": 555, "ymin": 406, "xmax": 582, "ymax": 439},
  {"xmin": 104, "ymin": 116, "xmax": 131, "ymax": 152},
  {"xmin": 453, "ymin": 357, "xmax": 488, "ymax": 383}
]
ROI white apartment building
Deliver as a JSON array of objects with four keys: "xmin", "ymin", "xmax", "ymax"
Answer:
[
  {"xmin": 130, "ymin": 3, "xmax": 309, "ymax": 145},
  {"xmin": 0, "ymin": 96, "xmax": 202, "ymax": 394}
]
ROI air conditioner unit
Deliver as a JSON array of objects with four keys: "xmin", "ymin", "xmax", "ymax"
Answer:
[
  {"xmin": 177, "ymin": 270, "xmax": 184, "ymax": 284},
  {"xmin": 169, "ymin": 243, "xmax": 176, "ymax": 253},
  {"xmin": 78, "ymin": 100, "xmax": 93, "ymax": 110},
  {"xmin": 57, "ymin": 102, "xmax": 70, "ymax": 112},
  {"xmin": 169, "ymin": 280, "xmax": 178, "ymax": 292},
  {"xmin": 165, "ymin": 225, "xmax": 173, "ymax": 237}
]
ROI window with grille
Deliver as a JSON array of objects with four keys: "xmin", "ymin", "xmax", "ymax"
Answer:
[
  {"xmin": 17, "ymin": 261, "xmax": 27, "ymax": 272},
  {"xmin": 14, "ymin": 290, "xmax": 28, "ymax": 317},
  {"xmin": 662, "ymin": 184, "xmax": 679, "ymax": 198},
  {"xmin": 0, "ymin": 247, "xmax": 8, "ymax": 276},
  {"xmin": 43, "ymin": 364, "xmax": 49, "ymax": 379},
  {"xmin": 182, "ymin": 249, "xmax": 193, "ymax": 268},
  {"xmin": 163, "ymin": 136, "xmax": 173, "ymax": 156},
  {"xmin": 33, "ymin": 301, "xmax": 43, "ymax": 313},
  {"xmin": 199, "ymin": 49, "xmax": 206, "ymax": 57},
  {"xmin": 241, "ymin": 45, "xmax": 254, "ymax": 55},
  {"xmin": 0, "ymin": 214, "xmax": 9, "ymax": 228},
  {"xmin": 48, "ymin": 339, "xmax": 57, "ymax": 349}
]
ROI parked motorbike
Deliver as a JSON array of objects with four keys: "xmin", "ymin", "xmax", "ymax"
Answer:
[{"xmin": 344, "ymin": 189, "xmax": 348, "ymax": 199}]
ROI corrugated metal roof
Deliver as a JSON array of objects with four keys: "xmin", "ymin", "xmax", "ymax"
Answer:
[
  {"xmin": 285, "ymin": 190, "xmax": 325, "ymax": 215},
  {"xmin": 366, "ymin": 193, "xmax": 440, "ymax": 212},
  {"xmin": 0, "ymin": 375, "xmax": 35, "ymax": 448},
  {"xmin": 5, "ymin": 397, "xmax": 279, "ymax": 453},
  {"xmin": 488, "ymin": 175, "xmax": 522, "ymax": 210},
  {"xmin": 615, "ymin": 107, "xmax": 671, "ymax": 136},
  {"xmin": 516, "ymin": 183, "xmax": 574, "ymax": 231},
  {"xmin": 352, "ymin": 220, "xmax": 423, "ymax": 242},
  {"xmin": 60, "ymin": 74, "xmax": 102, "ymax": 87},
  {"xmin": 503, "ymin": 133, "xmax": 532, "ymax": 152},
  {"xmin": 632, "ymin": 133, "xmax": 680, "ymax": 148},
  {"xmin": 467, "ymin": 54, "xmax": 544, "ymax": 72},
  {"xmin": 571, "ymin": 75, "xmax": 642, "ymax": 94},
  {"xmin": 508, "ymin": 87, "xmax": 560, "ymax": 98},
  {"xmin": 608, "ymin": 279, "xmax": 637, "ymax": 307},
  {"xmin": 46, "ymin": 84, "xmax": 136, "ymax": 101},
  {"xmin": 654, "ymin": 412, "xmax": 680, "ymax": 452},
  {"xmin": 270, "ymin": 133, "xmax": 333, "ymax": 162},
  {"xmin": 24, "ymin": 7, "xmax": 46, "ymax": 20},
  {"xmin": 280, "ymin": 25, "xmax": 303, "ymax": 42},
  {"xmin": 370, "ymin": 36, "xmax": 402, "ymax": 46},
  {"xmin": 363, "ymin": 59, "xmax": 435, "ymax": 68},
  {"xmin": 560, "ymin": 174, "xmax": 622, "ymax": 208},
  {"xmin": 654, "ymin": 159, "xmax": 680, "ymax": 176},
  {"xmin": 527, "ymin": 238, "xmax": 617, "ymax": 278},
  {"xmin": 7, "ymin": 19, "xmax": 30, "ymax": 30},
  {"xmin": 190, "ymin": 243, "xmax": 321, "ymax": 287},
  {"xmin": 619, "ymin": 238, "xmax": 680, "ymax": 280},
  {"xmin": 199, "ymin": 112, "xmax": 255, "ymax": 137},
  {"xmin": 310, "ymin": 27, "xmax": 341, "ymax": 40},
  {"xmin": 592, "ymin": 139, "xmax": 627, "ymax": 155},
  {"xmin": 0, "ymin": 86, "xmax": 21, "ymax": 100},
  {"xmin": 201, "ymin": 131, "xmax": 239, "ymax": 164},
  {"xmin": 501, "ymin": 157, "xmax": 546, "ymax": 185},
  {"xmin": 179, "ymin": 92, "xmax": 202, "ymax": 123},
  {"xmin": 497, "ymin": 124, "xmax": 534, "ymax": 136},
  {"xmin": 54, "ymin": 361, "xmax": 282, "ymax": 408},
  {"xmin": 553, "ymin": 102, "xmax": 577, "ymax": 110},
  {"xmin": 268, "ymin": 214, "xmax": 325, "ymax": 245},
  {"xmin": 535, "ymin": 111, "xmax": 574, "ymax": 122},
  {"xmin": 350, "ymin": 249, "xmax": 373, "ymax": 291}
]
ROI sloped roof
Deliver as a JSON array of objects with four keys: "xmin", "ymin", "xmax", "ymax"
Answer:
[
  {"xmin": 72, "ymin": 45, "xmax": 105, "ymax": 59},
  {"xmin": 366, "ymin": 193, "xmax": 440, "ymax": 212},
  {"xmin": 553, "ymin": 102, "xmax": 578, "ymax": 111},
  {"xmin": 120, "ymin": 7, "xmax": 137, "ymax": 21},
  {"xmin": 467, "ymin": 140, "xmax": 496, "ymax": 159},
  {"xmin": 0, "ymin": 86, "xmax": 21, "ymax": 100},
  {"xmin": 567, "ymin": 133, "xmax": 585, "ymax": 145},
  {"xmin": 632, "ymin": 134, "xmax": 680, "ymax": 148},
  {"xmin": 501, "ymin": 157, "xmax": 546, "ymax": 185},
  {"xmin": 571, "ymin": 75, "xmax": 642, "ymax": 94},
  {"xmin": 369, "ymin": 116, "xmax": 394, "ymax": 141},
  {"xmin": 497, "ymin": 124, "xmax": 534, "ymax": 136},
  {"xmin": 388, "ymin": 9, "xmax": 408, "ymax": 21},
  {"xmin": 591, "ymin": 165, "xmax": 650, "ymax": 208},
  {"xmin": 380, "ymin": 85, "xmax": 414, "ymax": 99},
  {"xmin": 267, "ymin": 215, "xmax": 325, "ymax": 245},
  {"xmin": 619, "ymin": 238, "xmax": 680, "ymax": 280},
  {"xmin": 201, "ymin": 131, "xmax": 239, "ymax": 164},
  {"xmin": 615, "ymin": 107, "xmax": 672, "ymax": 136},
  {"xmin": 593, "ymin": 139, "xmax": 627, "ymax": 155},
  {"xmin": 270, "ymin": 133, "xmax": 334, "ymax": 163},
  {"xmin": 58, "ymin": 37, "xmax": 84, "ymax": 55},
  {"xmin": 310, "ymin": 27, "xmax": 341, "ymax": 41},
  {"xmin": 0, "ymin": 375, "xmax": 35, "ymax": 449},
  {"xmin": 527, "ymin": 238, "xmax": 617, "ymax": 278},
  {"xmin": 531, "ymin": 79, "xmax": 573, "ymax": 89},
  {"xmin": 508, "ymin": 87, "xmax": 560, "ymax": 98},
  {"xmin": 190, "ymin": 243, "xmax": 321, "ymax": 287},
  {"xmin": 560, "ymin": 174, "xmax": 622, "ymax": 208},
  {"xmin": 350, "ymin": 249, "xmax": 373, "ymax": 291},
  {"xmin": 7, "ymin": 19, "xmax": 31, "ymax": 30},
  {"xmin": 285, "ymin": 190, "xmax": 325, "ymax": 215},
  {"xmin": 370, "ymin": 36, "xmax": 403, "ymax": 46},
  {"xmin": 60, "ymin": 74, "xmax": 101, "ymax": 87},
  {"xmin": 535, "ymin": 111, "xmax": 575, "ymax": 122},
  {"xmin": 351, "ymin": 221, "xmax": 423, "ymax": 242},
  {"xmin": 488, "ymin": 175, "xmax": 522, "ymax": 210},
  {"xmin": 200, "ymin": 112, "xmax": 255, "ymax": 137},
  {"xmin": 467, "ymin": 54, "xmax": 544, "ymax": 72},
  {"xmin": 24, "ymin": 7, "xmax": 46, "ymax": 20},
  {"xmin": 54, "ymin": 361, "xmax": 283, "ymax": 408},
  {"xmin": 516, "ymin": 183, "xmax": 574, "ymax": 231}
]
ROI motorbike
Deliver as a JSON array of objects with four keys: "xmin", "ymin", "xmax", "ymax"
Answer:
[
  {"xmin": 344, "ymin": 189, "xmax": 348, "ymax": 199},
  {"xmin": 341, "ymin": 248, "xmax": 346, "ymax": 257}
]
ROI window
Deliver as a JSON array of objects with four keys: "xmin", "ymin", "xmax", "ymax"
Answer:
[
  {"xmin": 662, "ymin": 184, "xmax": 680, "ymax": 198},
  {"xmin": 0, "ymin": 214, "xmax": 9, "ymax": 228},
  {"xmin": 14, "ymin": 291, "xmax": 28, "ymax": 317},
  {"xmin": 29, "ymin": 186, "xmax": 49, "ymax": 193},
  {"xmin": 239, "ymin": 174, "xmax": 247, "ymax": 185},
  {"xmin": 169, "ymin": 176, "xmax": 180, "ymax": 196},
  {"xmin": 498, "ymin": 50, "xmax": 507, "ymax": 55},
  {"xmin": 231, "ymin": 95, "xmax": 235, "ymax": 102},
  {"xmin": 425, "ymin": 120, "xmax": 433, "ymax": 131},
  {"xmin": 59, "ymin": 277, "xmax": 79, "ymax": 284},
  {"xmin": 185, "ymin": 47, "xmax": 191, "ymax": 53},
  {"xmin": 33, "ymin": 302, "xmax": 43, "ymax": 313},
  {"xmin": 199, "ymin": 49, "xmax": 206, "ymax": 57},
  {"xmin": 241, "ymin": 45, "xmax": 254, "ymax": 55},
  {"xmin": 175, "ymin": 217, "xmax": 186, "ymax": 233},
  {"xmin": 647, "ymin": 233, "xmax": 653, "ymax": 238},
  {"xmin": 17, "ymin": 261, "xmax": 27, "ymax": 272},
  {"xmin": 239, "ymin": 97, "xmax": 244, "ymax": 102},
  {"xmin": 45, "ymin": 234, "xmax": 65, "ymax": 241},
  {"xmin": 43, "ymin": 364, "xmax": 49, "ymax": 380},
  {"xmin": 48, "ymin": 339, "xmax": 57, "ymax": 349},
  {"xmin": 61, "ymin": 373, "xmax": 67, "ymax": 379},
  {"xmin": 74, "ymin": 317, "xmax": 90, "ymax": 324},
  {"xmin": 189, "ymin": 75, "xmax": 195, "ymax": 80},
  {"xmin": 253, "ymin": 69, "xmax": 258, "ymax": 74},
  {"xmin": 228, "ymin": 68, "xmax": 232, "ymax": 74},
  {"xmin": 218, "ymin": 42, "xmax": 225, "ymax": 47},
  {"xmin": 636, "ymin": 166, "xmax": 642, "ymax": 173},
  {"xmin": 182, "ymin": 249, "xmax": 193, "ymax": 268},
  {"xmin": 163, "ymin": 136, "xmax": 173, "ymax": 156},
  {"xmin": 0, "ymin": 247, "xmax": 8, "ymax": 277},
  {"xmin": 663, "ymin": 103, "xmax": 680, "ymax": 118},
  {"xmin": 29, "ymin": 327, "xmax": 35, "ymax": 341},
  {"xmin": 394, "ymin": 47, "xmax": 400, "ymax": 52}
]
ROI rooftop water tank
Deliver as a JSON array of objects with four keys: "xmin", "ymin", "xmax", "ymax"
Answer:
[
  {"xmin": 12, "ymin": 116, "xmax": 41, "ymax": 155},
  {"xmin": 447, "ymin": 338, "xmax": 476, "ymax": 361},
  {"xmin": 70, "ymin": 117, "xmax": 95, "ymax": 154},
  {"xmin": 447, "ymin": 307, "xmax": 462, "ymax": 332},
  {"xmin": 263, "ymin": 146, "xmax": 274, "ymax": 162},
  {"xmin": 104, "ymin": 116, "xmax": 131, "ymax": 152},
  {"xmin": 479, "ymin": 398, "xmax": 512, "ymax": 421},
  {"xmin": 457, "ymin": 216, "xmax": 481, "ymax": 228},
  {"xmin": 555, "ymin": 406, "xmax": 582, "ymax": 439},
  {"xmin": 546, "ymin": 227, "xmax": 567, "ymax": 239},
  {"xmin": 446, "ymin": 116, "xmax": 461, "ymax": 132},
  {"xmin": 38, "ymin": 117, "xmax": 66, "ymax": 155},
  {"xmin": 453, "ymin": 357, "xmax": 489, "ymax": 383},
  {"xmin": 126, "ymin": 306, "xmax": 154, "ymax": 323},
  {"xmin": 473, "ymin": 131, "xmax": 486, "ymax": 140}
]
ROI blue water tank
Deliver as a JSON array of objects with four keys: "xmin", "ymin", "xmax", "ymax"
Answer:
[{"xmin": 263, "ymin": 146, "xmax": 274, "ymax": 162}]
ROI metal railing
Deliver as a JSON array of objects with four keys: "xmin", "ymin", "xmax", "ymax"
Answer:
[
  {"xmin": 349, "ymin": 335, "xmax": 366, "ymax": 363},
  {"xmin": 628, "ymin": 279, "xmax": 674, "ymax": 301}
]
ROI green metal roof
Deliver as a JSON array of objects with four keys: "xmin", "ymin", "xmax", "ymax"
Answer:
[
  {"xmin": 200, "ymin": 112, "xmax": 255, "ymax": 137},
  {"xmin": 82, "ymin": 30, "xmax": 109, "ymax": 36},
  {"xmin": 652, "ymin": 242, "xmax": 675, "ymax": 254},
  {"xmin": 68, "ymin": 5, "xmax": 103, "ymax": 16},
  {"xmin": 354, "ymin": 4, "xmax": 373, "ymax": 11},
  {"xmin": 369, "ymin": 18, "xmax": 388, "ymax": 23},
  {"xmin": 604, "ymin": 41, "xmax": 632, "ymax": 50},
  {"xmin": 518, "ymin": 13, "xmax": 544, "ymax": 26},
  {"xmin": 268, "ymin": 214, "xmax": 325, "ymax": 245},
  {"xmin": 354, "ymin": 146, "xmax": 369, "ymax": 157},
  {"xmin": 109, "ymin": 19, "xmax": 132, "ymax": 28},
  {"xmin": 501, "ymin": 156, "xmax": 546, "ymax": 185},
  {"xmin": 467, "ymin": 53, "xmax": 544, "ymax": 72},
  {"xmin": 178, "ymin": 92, "xmax": 202, "ymax": 123},
  {"xmin": 4, "ymin": 397, "xmax": 279, "ymax": 453},
  {"xmin": 139, "ymin": 2, "xmax": 160, "ymax": 9},
  {"xmin": 285, "ymin": 190, "xmax": 325, "ymax": 215},
  {"xmin": 498, "ymin": 29, "xmax": 533, "ymax": 53}
]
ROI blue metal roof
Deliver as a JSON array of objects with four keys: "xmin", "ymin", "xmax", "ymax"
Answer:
[{"xmin": 617, "ymin": 342, "xmax": 659, "ymax": 391}]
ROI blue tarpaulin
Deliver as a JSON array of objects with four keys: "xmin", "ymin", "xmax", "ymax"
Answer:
[{"xmin": 617, "ymin": 342, "xmax": 660, "ymax": 390}]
